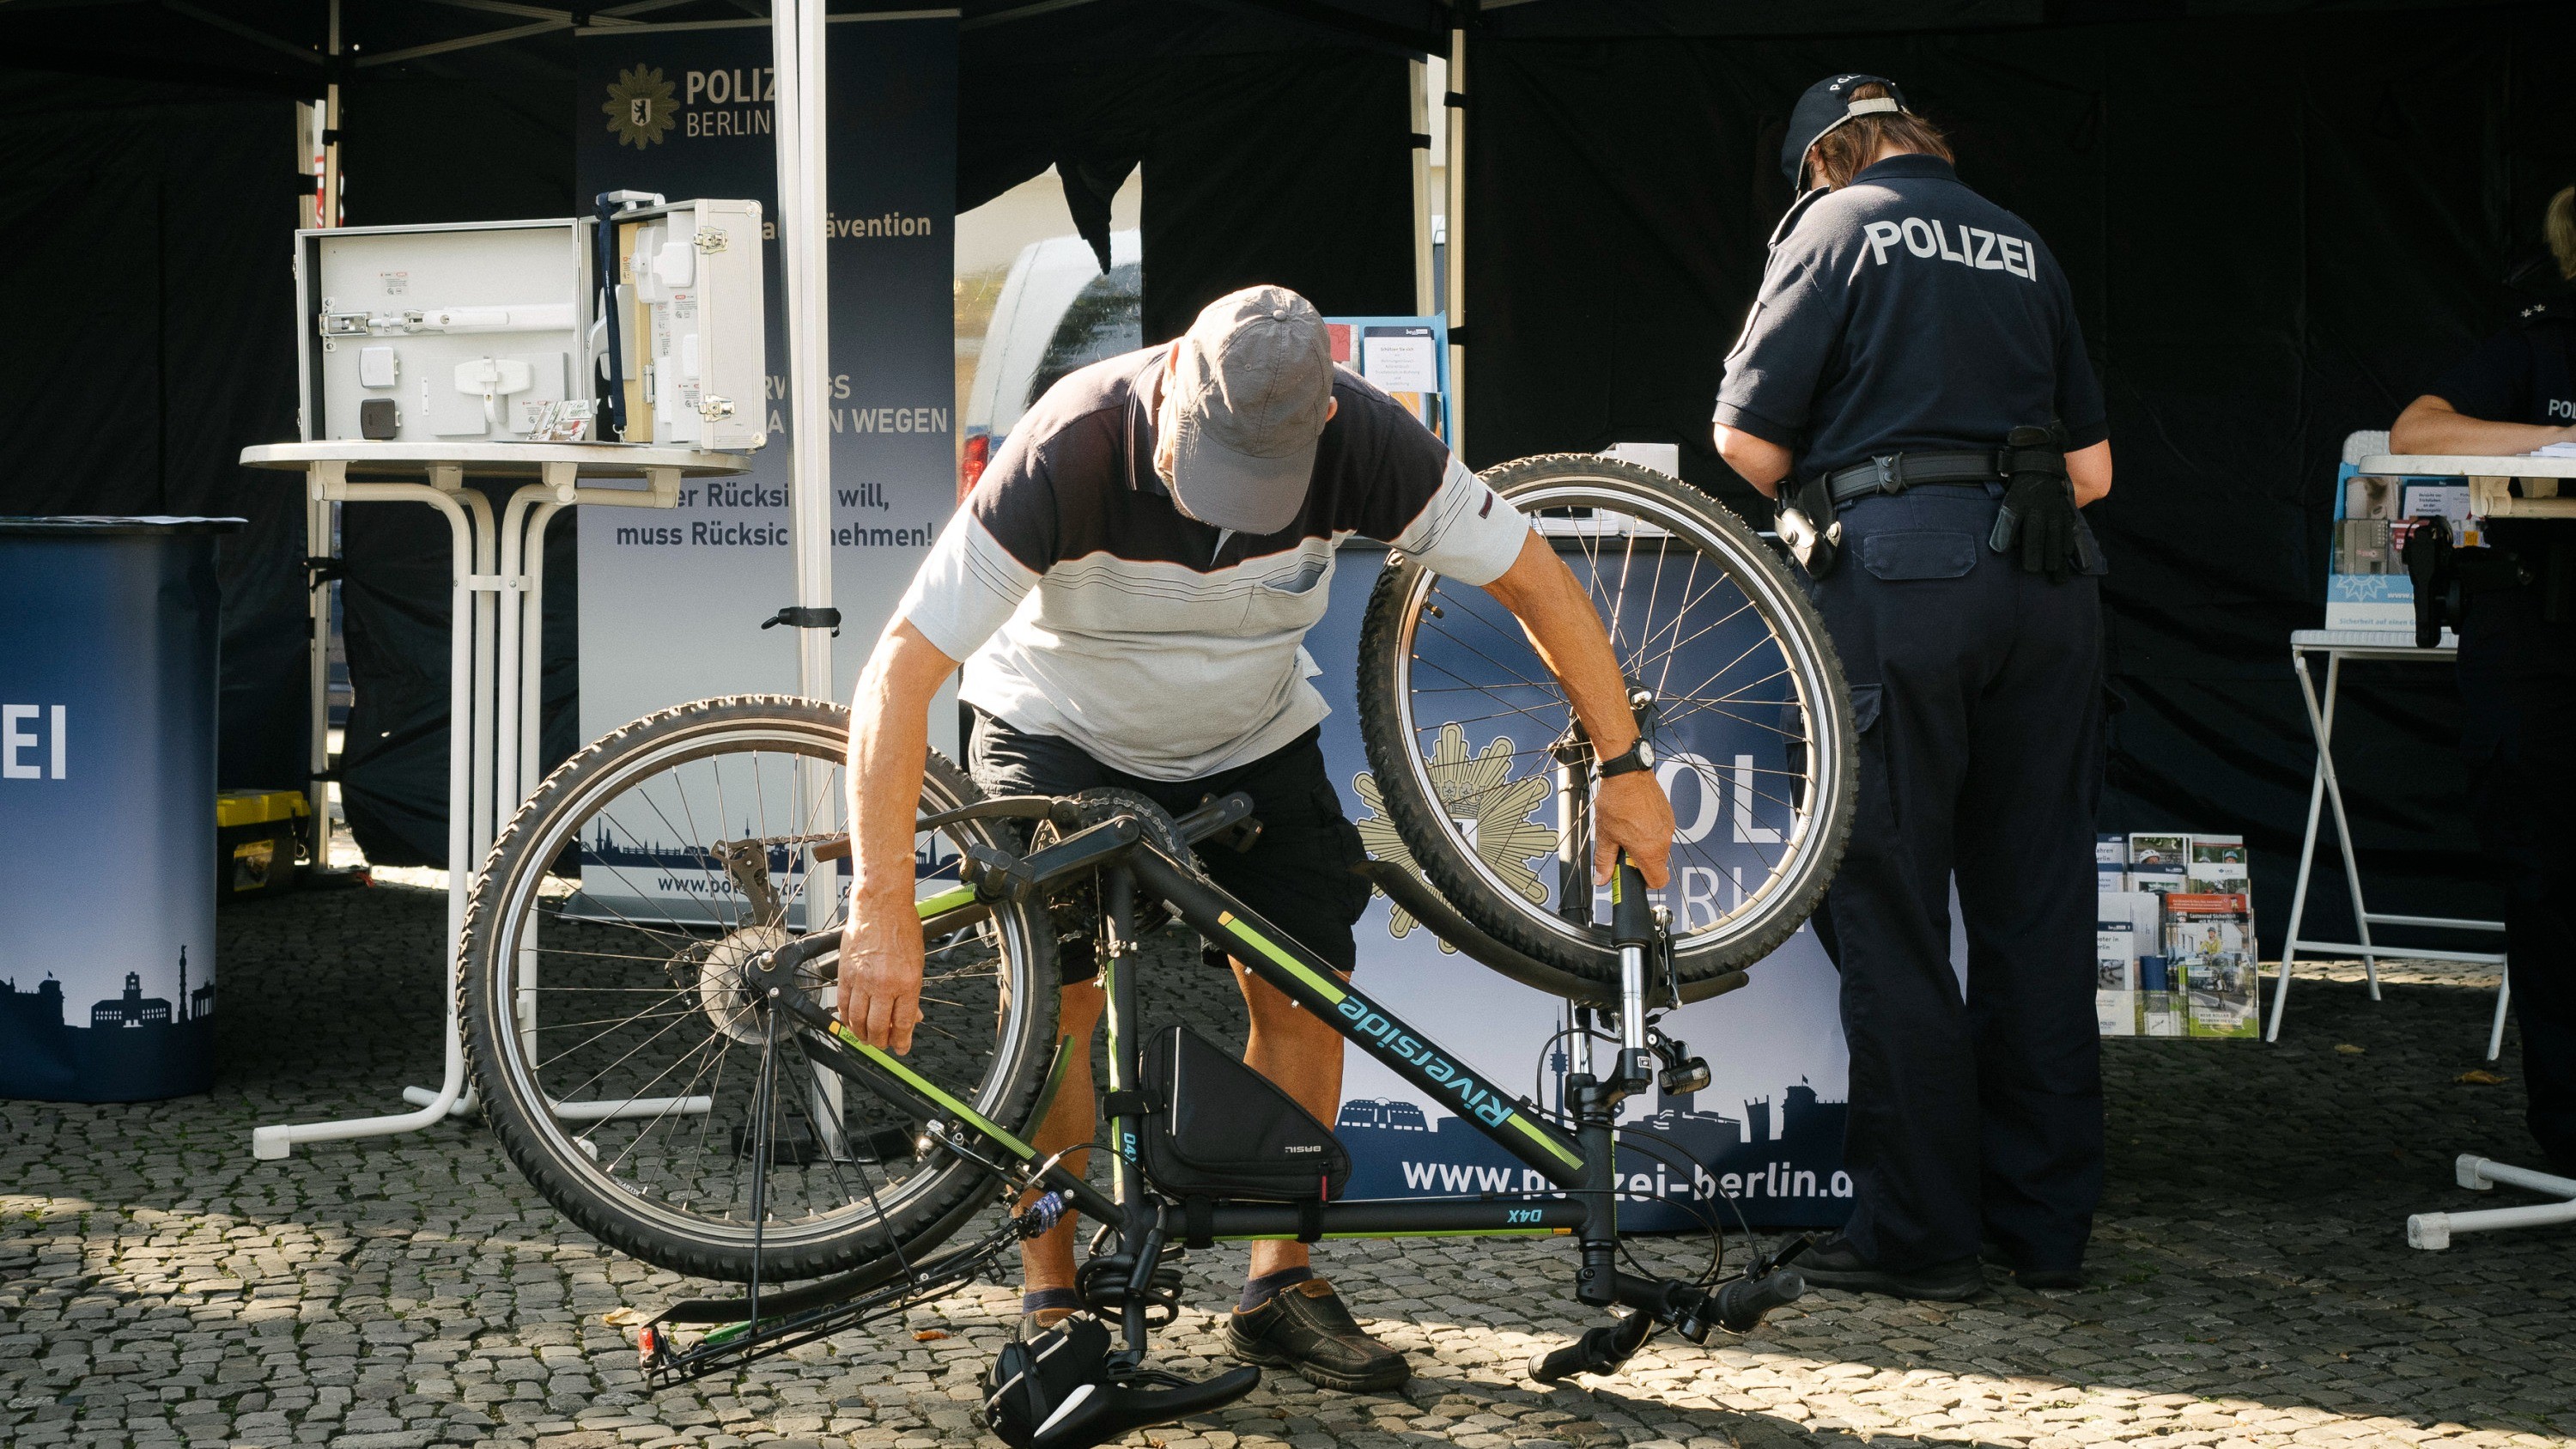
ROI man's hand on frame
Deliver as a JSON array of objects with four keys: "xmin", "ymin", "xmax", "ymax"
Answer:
[{"xmin": 1592, "ymin": 770, "xmax": 1675, "ymax": 888}]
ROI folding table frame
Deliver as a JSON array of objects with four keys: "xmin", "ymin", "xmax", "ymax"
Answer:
[
  {"xmin": 2269, "ymin": 629, "xmax": 2509, "ymax": 1056},
  {"xmin": 238, "ymin": 441, "xmax": 751, "ymax": 1160}
]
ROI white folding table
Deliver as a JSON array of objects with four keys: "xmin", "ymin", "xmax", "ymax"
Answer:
[
  {"xmin": 2269, "ymin": 628, "xmax": 2509, "ymax": 1056},
  {"xmin": 2350, "ymin": 451, "xmax": 2576, "ymax": 1249},
  {"xmin": 238, "ymin": 441, "xmax": 750, "ymax": 1160}
]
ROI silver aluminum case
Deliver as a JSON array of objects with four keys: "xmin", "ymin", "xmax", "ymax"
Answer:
[
  {"xmin": 295, "ymin": 218, "xmax": 595, "ymax": 446},
  {"xmin": 606, "ymin": 198, "xmax": 767, "ymax": 451}
]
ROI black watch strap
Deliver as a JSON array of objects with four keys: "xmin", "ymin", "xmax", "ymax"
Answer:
[{"xmin": 1597, "ymin": 739, "xmax": 1653, "ymax": 778}]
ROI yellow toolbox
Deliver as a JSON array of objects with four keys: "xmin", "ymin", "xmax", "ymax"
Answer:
[{"xmin": 216, "ymin": 790, "xmax": 311, "ymax": 902}]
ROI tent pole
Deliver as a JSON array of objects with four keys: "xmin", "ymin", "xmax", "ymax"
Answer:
[
  {"xmin": 773, "ymin": 0, "xmax": 835, "ymax": 708},
  {"xmin": 1443, "ymin": 28, "xmax": 1466, "ymax": 460},
  {"xmin": 321, "ymin": 0, "xmax": 341, "ymax": 228},
  {"xmin": 1409, "ymin": 58, "xmax": 1433, "ymax": 317}
]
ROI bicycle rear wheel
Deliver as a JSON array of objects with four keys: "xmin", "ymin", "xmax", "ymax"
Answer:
[
  {"xmin": 1356, "ymin": 455, "xmax": 1855, "ymax": 986},
  {"xmin": 459, "ymin": 695, "xmax": 1058, "ymax": 1282}
]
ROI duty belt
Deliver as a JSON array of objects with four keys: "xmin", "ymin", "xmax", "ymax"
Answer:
[{"xmin": 1818, "ymin": 449, "xmax": 2007, "ymax": 506}]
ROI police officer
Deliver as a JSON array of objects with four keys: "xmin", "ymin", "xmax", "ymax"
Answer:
[
  {"xmin": 1712, "ymin": 75, "xmax": 2115, "ymax": 1298},
  {"xmin": 2387, "ymin": 185, "xmax": 2576, "ymax": 1178}
]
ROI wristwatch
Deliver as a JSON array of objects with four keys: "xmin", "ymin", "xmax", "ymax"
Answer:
[{"xmin": 1596, "ymin": 738, "xmax": 1656, "ymax": 779}]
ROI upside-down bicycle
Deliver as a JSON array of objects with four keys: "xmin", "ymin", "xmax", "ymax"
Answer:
[{"xmin": 453, "ymin": 455, "xmax": 1858, "ymax": 1444}]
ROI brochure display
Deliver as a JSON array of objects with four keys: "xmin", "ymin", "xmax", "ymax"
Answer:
[
  {"xmin": 1324, "ymin": 315, "xmax": 1451, "ymax": 443},
  {"xmin": 0, "ymin": 517, "xmax": 234, "ymax": 1103},
  {"xmin": 2095, "ymin": 833, "xmax": 2255, "ymax": 1039}
]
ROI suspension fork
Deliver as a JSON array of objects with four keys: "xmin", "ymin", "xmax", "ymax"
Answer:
[{"xmin": 1574, "ymin": 857, "xmax": 1661, "ymax": 1308}]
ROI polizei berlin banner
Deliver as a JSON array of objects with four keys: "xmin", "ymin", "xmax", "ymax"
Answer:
[{"xmin": 573, "ymin": 15, "xmax": 955, "ymax": 924}]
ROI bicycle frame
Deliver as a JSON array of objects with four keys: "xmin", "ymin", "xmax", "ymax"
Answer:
[
  {"xmin": 631, "ymin": 799, "xmax": 1803, "ymax": 1391},
  {"xmin": 709, "ymin": 807, "xmax": 1793, "ymax": 1380}
]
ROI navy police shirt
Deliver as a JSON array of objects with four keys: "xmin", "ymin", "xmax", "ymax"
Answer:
[
  {"xmin": 1715, "ymin": 154, "xmax": 2107, "ymax": 482},
  {"xmin": 2427, "ymin": 298, "xmax": 2576, "ymax": 429}
]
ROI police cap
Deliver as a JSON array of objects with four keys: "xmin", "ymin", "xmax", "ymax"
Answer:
[{"xmin": 1782, "ymin": 73, "xmax": 1911, "ymax": 185}]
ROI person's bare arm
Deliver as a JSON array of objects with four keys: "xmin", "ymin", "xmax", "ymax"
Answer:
[
  {"xmin": 1712, "ymin": 423, "xmax": 1794, "ymax": 499},
  {"xmin": 1479, "ymin": 530, "xmax": 1679, "ymax": 887},
  {"xmin": 2068, "ymin": 439, "xmax": 2112, "ymax": 507},
  {"xmin": 838, "ymin": 619, "xmax": 961, "ymax": 1052},
  {"xmin": 2391, "ymin": 395, "xmax": 2576, "ymax": 457}
]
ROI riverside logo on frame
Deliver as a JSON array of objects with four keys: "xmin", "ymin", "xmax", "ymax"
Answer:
[{"xmin": 1, "ymin": 704, "xmax": 66, "ymax": 780}]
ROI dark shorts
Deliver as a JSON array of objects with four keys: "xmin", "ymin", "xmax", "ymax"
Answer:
[{"xmin": 965, "ymin": 710, "xmax": 1374, "ymax": 984}]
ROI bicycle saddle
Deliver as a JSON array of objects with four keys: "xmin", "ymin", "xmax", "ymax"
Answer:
[{"xmin": 981, "ymin": 1315, "xmax": 1260, "ymax": 1449}]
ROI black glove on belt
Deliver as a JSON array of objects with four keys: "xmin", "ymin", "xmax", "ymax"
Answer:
[{"xmin": 1988, "ymin": 424, "xmax": 2083, "ymax": 582}]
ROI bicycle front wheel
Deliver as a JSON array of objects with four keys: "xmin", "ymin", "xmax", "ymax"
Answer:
[
  {"xmin": 1357, "ymin": 455, "xmax": 1856, "ymax": 986},
  {"xmin": 459, "ymin": 695, "xmax": 1059, "ymax": 1282}
]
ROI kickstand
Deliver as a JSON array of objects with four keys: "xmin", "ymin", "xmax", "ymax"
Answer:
[{"xmin": 744, "ymin": 1006, "xmax": 782, "ymax": 1330}]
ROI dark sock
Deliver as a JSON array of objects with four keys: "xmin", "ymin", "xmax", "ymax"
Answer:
[
  {"xmin": 1023, "ymin": 1287, "xmax": 1082, "ymax": 1318},
  {"xmin": 1237, "ymin": 1266, "xmax": 1315, "ymax": 1314}
]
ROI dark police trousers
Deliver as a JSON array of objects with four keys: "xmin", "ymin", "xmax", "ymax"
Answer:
[
  {"xmin": 1803, "ymin": 483, "xmax": 2105, "ymax": 1273},
  {"xmin": 2455, "ymin": 587, "xmax": 2576, "ymax": 1168}
]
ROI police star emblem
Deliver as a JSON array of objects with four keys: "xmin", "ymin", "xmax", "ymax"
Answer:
[
  {"xmin": 1352, "ymin": 721, "xmax": 1558, "ymax": 953},
  {"xmin": 604, "ymin": 65, "xmax": 677, "ymax": 149}
]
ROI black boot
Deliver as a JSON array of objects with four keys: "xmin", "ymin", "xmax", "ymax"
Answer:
[{"xmin": 1793, "ymin": 1233, "xmax": 1986, "ymax": 1300}]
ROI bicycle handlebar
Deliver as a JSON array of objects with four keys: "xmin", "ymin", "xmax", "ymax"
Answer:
[{"xmin": 1708, "ymin": 1266, "xmax": 1805, "ymax": 1335}]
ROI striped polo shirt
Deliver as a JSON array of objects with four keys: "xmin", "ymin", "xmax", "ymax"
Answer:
[{"xmin": 897, "ymin": 347, "xmax": 1528, "ymax": 780}]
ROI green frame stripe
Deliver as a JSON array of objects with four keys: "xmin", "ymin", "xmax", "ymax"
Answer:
[
  {"xmin": 1219, "ymin": 911, "xmax": 1347, "ymax": 1005},
  {"xmin": 1218, "ymin": 1228, "xmax": 1572, "ymax": 1241},
  {"xmin": 914, "ymin": 885, "xmax": 977, "ymax": 917},
  {"xmin": 829, "ymin": 1022, "xmax": 1035, "ymax": 1159},
  {"xmin": 1506, "ymin": 1110, "xmax": 1587, "ymax": 1170}
]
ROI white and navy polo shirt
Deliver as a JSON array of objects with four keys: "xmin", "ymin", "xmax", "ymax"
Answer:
[{"xmin": 897, "ymin": 347, "xmax": 1528, "ymax": 780}]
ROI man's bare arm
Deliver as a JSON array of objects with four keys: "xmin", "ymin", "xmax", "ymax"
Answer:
[
  {"xmin": 2391, "ymin": 395, "xmax": 2576, "ymax": 458},
  {"xmin": 1479, "ymin": 530, "xmax": 1679, "ymax": 887},
  {"xmin": 838, "ymin": 619, "xmax": 961, "ymax": 1052},
  {"xmin": 1713, "ymin": 423, "xmax": 1794, "ymax": 498}
]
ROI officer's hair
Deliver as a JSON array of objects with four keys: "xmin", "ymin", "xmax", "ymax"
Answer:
[
  {"xmin": 2549, "ymin": 186, "xmax": 2576, "ymax": 282},
  {"xmin": 1807, "ymin": 82, "xmax": 1954, "ymax": 192}
]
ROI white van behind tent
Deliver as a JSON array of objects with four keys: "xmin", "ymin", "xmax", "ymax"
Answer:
[{"xmin": 958, "ymin": 228, "xmax": 1141, "ymax": 492}]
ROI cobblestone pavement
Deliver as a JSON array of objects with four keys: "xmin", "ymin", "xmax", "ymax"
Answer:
[{"xmin": 5, "ymin": 874, "xmax": 2573, "ymax": 1449}]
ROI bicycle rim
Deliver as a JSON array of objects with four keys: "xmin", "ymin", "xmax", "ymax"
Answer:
[
  {"xmin": 469, "ymin": 707, "xmax": 1047, "ymax": 1276},
  {"xmin": 1374, "ymin": 463, "xmax": 1850, "ymax": 977}
]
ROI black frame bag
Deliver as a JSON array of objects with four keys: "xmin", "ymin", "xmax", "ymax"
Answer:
[{"xmin": 1139, "ymin": 1025, "xmax": 1349, "ymax": 1203}]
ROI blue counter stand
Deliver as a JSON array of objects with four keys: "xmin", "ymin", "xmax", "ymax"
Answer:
[{"xmin": 0, "ymin": 516, "xmax": 239, "ymax": 1102}]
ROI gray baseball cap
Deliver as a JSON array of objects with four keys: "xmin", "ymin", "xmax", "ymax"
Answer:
[{"xmin": 1165, "ymin": 285, "xmax": 1334, "ymax": 534}]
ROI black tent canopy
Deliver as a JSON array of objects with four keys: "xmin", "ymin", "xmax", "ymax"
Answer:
[{"xmin": 3, "ymin": 0, "xmax": 2565, "ymax": 950}]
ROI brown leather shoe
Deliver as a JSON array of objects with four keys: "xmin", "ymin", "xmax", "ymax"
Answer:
[{"xmin": 1224, "ymin": 1278, "xmax": 1410, "ymax": 1392}]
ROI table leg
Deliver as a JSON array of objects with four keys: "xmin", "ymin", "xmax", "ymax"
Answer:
[
  {"xmin": 2306, "ymin": 652, "xmax": 2386, "ymax": 1001},
  {"xmin": 2271, "ymin": 650, "xmax": 2333, "ymax": 1042},
  {"xmin": 306, "ymin": 478, "xmax": 332, "ymax": 843},
  {"xmin": 2488, "ymin": 974, "xmax": 2512, "ymax": 1062},
  {"xmin": 254, "ymin": 479, "xmax": 480, "ymax": 1160},
  {"xmin": 2407, "ymin": 1154, "xmax": 2576, "ymax": 1249}
]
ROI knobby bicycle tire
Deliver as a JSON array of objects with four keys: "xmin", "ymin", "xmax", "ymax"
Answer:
[
  {"xmin": 459, "ymin": 695, "xmax": 1059, "ymax": 1282},
  {"xmin": 1356, "ymin": 456, "xmax": 1856, "ymax": 987}
]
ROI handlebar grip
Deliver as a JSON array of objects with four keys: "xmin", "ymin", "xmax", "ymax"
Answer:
[
  {"xmin": 1711, "ymin": 1267, "xmax": 1804, "ymax": 1333},
  {"xmin": 1610, "ymin": 854, "xmax": 1656, "ymax": 947},
  {"xmin": 1528, "ymin": 1341, "xmax": 1590, "ymax": 1385}
]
